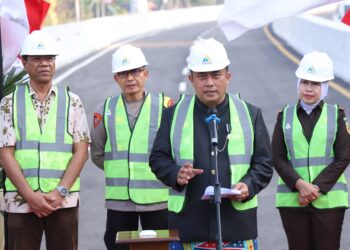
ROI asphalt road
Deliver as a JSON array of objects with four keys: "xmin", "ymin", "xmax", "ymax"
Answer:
[{"xmin": 56, "ymin": 21, "xmax": 350, "ymax": 250}]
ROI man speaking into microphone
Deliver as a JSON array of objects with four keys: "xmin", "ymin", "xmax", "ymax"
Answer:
[{"xmin": 150, "ymin": 38, "xmax": 273, "ymax": 250}]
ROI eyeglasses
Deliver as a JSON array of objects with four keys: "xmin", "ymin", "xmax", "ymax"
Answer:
[{"xmin": 117, "ymin": 68, "xmax": 144, "ymax": 78}]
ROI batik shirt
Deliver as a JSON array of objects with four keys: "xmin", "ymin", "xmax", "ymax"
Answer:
[{"xmin": 0, "ymin": 83, "xmax": 91, "ymax": 213}]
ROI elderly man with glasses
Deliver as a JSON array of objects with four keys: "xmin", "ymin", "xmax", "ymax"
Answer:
[{"xmin": 90, "ymin": 44, "xmax": 173, "ymax": 250}]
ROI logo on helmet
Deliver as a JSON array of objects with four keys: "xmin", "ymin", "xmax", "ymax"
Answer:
[
  {"xmin": 307, "ymin": 66, "xmax": 315, "ymax": 74},
  {"xmin": 122, "ymin": 57, "xmax": 130, "ymax": 65},
  {"xmin": 202, "ymin": 55, "xmax": 212, "ymax": 64},
  {"xmin": 37, "ymin": 41, "xmax": 45, "ymax": 49}
]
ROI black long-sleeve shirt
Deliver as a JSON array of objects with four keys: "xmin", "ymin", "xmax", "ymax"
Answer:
[{"xmin": 149, "ymin": 94, "xmax": 273, "ymax": 242}]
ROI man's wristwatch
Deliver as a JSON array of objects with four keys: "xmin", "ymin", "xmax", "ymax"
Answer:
[{"xmin": 56, "ymin": 186, "xmax": 69, "ymax": 197}]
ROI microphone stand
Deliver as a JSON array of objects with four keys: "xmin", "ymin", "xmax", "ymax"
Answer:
[{"xmin": 205, "ymin": 112, "xmax": 223, "ymax": 250}]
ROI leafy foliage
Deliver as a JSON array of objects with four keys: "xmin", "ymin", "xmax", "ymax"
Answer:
[
  {"xmin": 0, "ymin": 67, "xmax": 28, "ymax": 189},
  {"xmin": 2, "ymin": 68, "xmax": 28, "ymax": 97}
]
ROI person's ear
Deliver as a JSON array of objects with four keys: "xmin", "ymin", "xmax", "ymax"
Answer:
[
  {"xmin": 143, "ymin": 69, "xmax": 149, "ymax": 80},
  {"xmin": 21, "ymin": 56, "xmax": 27, "ymax": 69},
  {"xmin": 113, "ymin": 74, "xmax": 118, "ymax": 82},
  {"xmin": 226, "ymin": 71, "xmax": 232, "ymax": 82},
  {"xmin": 188, "ymin": 74, "xmax": 193, "ymax": 83}
]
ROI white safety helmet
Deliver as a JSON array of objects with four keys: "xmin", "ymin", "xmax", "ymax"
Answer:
[
  {"xmin": 295, "ymin": 51, "xmax": 334, "ymax": 82},
  {"xmin": 20, "ymin": 30, "xmax": 59, "ymax": 56},
  {"xmin": 187, "ymin": 38, "xmax": 230, "ymax": 72},
  {"xmin": 111, "ymin": 44, "xmax": 148, "ymax": 74}
]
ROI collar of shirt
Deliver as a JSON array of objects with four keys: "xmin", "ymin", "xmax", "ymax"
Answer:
[
  {"xmin": 195, "ymin": 94, "xmax": 229, "ymax": 115},
  {"xmin": 121, "ymin": 90, "xmax": 147, "ymax": 104},
  {"xmin": 297, "ymin": 100, "xmax": 324, "ymax": 114},
  {"xmin": 28, "ymin": 83, "xmax": 57, "ymax": 101}
]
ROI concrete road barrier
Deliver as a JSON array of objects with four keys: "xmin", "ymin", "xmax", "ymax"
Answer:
[
  {"xmin": 43, "ymin": 6, "xmax": 223, "ymax": 69},
  {"xmin": 41, "ymin": 5, "xmax": 350, "ymax": 83}
]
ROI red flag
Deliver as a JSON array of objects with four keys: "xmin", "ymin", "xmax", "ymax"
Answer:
[
  {"xmin": 342, "ymin": 9, "xmax": 350, "ymax": 26},
  {"xmin": 24, "ymin": 0, "xmax": 50, "ymax": 32}
]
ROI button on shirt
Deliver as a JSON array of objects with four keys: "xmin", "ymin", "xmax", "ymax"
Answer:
[{"xmin": 0, "ymin": 83, "xmax": 91, "ymax": 213}]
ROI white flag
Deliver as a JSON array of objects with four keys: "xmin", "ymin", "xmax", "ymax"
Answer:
[
  {"xmin": 1, "ymin": 0, "xmax": 29, "ymax": 73},
  {"xmin": 217, "ymin": 0, "xmax": 341, "ymax": 41}
]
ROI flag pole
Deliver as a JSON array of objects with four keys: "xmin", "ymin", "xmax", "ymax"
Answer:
[
  {"xmin": 0, "ymin": 17, "xmax": 6, "ymax": 250},
  {"xmin": 0, "ymin": 18, "xmax": 4, "ymax": 101}
]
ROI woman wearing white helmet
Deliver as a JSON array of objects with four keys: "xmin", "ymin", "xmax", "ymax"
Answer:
[{"xmin": 272, "ymin": 51, "xmax": 350, "ymax": 250}]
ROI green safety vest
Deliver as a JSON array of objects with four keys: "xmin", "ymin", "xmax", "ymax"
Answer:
[
  {"xmin": 276, "ymin": 103, "xmax": 348, "ymax": 209},
  {"xmin": 169, "ymin": 94, "xmax": 257, "ymax": 213},
  {"xmin": 6, "ymin": 84, "xmax": 79, "ymax": 193},
  {"xmin": 103, "ymin": 93, "xmax": 168, "ymax": 204}
]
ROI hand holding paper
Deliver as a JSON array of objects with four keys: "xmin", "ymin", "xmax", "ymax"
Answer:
[{"xmin": 201, "ymin": 186, "xmax": 241, "ymax": 200}]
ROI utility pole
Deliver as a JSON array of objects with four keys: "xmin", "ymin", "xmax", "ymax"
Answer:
[
  {"xmin": 75, "ymin": 0, "xmax": 81, "ymax": 22},
  {"xmin": 129, "ymin": 0, "xmax": 148, "ymax": 13},
  {"xmin": 95, "ymin": 0, "xmax": 100, "ymax": 17},
  {"xmin": 101, "ymin": 0, "xmax": 105, "ymax": 17}
]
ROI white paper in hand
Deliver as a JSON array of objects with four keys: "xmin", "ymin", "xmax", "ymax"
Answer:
[{"xmin": 201, "ymin": 186, "xmax": 241, "ymax": 200}]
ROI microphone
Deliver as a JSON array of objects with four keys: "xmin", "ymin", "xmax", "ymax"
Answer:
[{"xmin": 205, "ymin": 108, "xmax": 221, "ymax": 146}]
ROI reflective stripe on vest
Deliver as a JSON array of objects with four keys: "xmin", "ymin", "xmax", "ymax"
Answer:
[
  {"xmin": 103, "ymin": 93, "xmax": 168, "ymax": 204},
  {"xmin": 276, "ymin": 103, "xmax": 348, "ymax": 208},
  {"xmin": 5, "ymin": 84, "xmax": 77, "ymax": 193},
  {"xmin": 169, "ymin": 94, "xmax": 257, "ymax": 213}
]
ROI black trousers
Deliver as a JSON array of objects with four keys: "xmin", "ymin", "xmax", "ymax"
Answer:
[
  {"xmin": 6, "ymin": 207, "xmax": 78, "ymax": 250},
  {"xmin": 104, "ymin": 209, "xmax": 168, "ymax": 250},
  {"xmin": 279, "ymin": 207, "xmax": 345, "ymax": 250}
]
